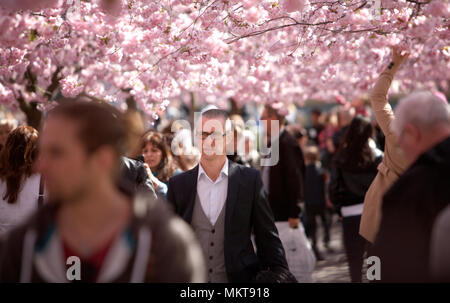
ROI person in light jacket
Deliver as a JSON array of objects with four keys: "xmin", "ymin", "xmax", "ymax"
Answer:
[{"xmin": 359, "ymin": 47, "xmax": 410, "ymax": 243}]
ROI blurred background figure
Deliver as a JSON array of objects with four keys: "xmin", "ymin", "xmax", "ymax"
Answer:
[
  {"xmin": 360, "ymin": 47, "xmax": 409, "ymax": 244},
  {"xmin": 307, "ymin": 108, "xmax": 324, "ymax": 146},
  {"xmin": 332, "ymin": 106, "xmax": 355, "ymax": 151},
  {"xmin": 329, "ymin": 115, "xmax": 382, "ymax": 283},
  {"xmin": 0, "ymin": 119, "xmax": 17, "ymax": 152},
  {"xmin": 260, "ymin": 104, "xmax": 305, "ymax": 229},
  {"xmin": 373, "ymin": 91, "xmax": 450, "ymax": 282},
  {"xmin": 431, "ymin": 203, "xmax": 450, "ymax": 282},
  {"xmin": 0, "ymin": 126, "xmax": 40, "ymax": 237},
  {"xmin": 236, "ymin": 129, "xmax": 260, "ymax": 168},
  {"xmin": 318, "ymin": 111, "xmax": 339, "ymax": 170},
  {"xmin": 226, "ymin": 114, "xmax": 245, "ymax": 165},
  {"xmin": 142, "ymin": 130, "xmax": 182, "ymax": 196},
  {"xmin": 351, "ymin": 97, "xmax": 370, "ymax": 118},
  {"xmin": 303, "ymin": 145, "xmax": 330, "ymax": 261},
  {"xmin": 286, "ymin": 124, "xmax": 308, "ymax": 152},
  {"xmin": 120, "ymin": 108, "xmax": 156, "ymax": 197},
  {"xmin": 168, "ymin": 127, "xmax": 200, "ymax": 172}
]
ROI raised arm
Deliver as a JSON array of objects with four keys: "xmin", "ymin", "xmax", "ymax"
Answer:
[{"xmin": 370, "ymin": 47, "xmax": 409, "ymax": 138}]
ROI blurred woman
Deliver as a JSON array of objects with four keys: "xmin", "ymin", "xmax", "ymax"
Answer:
[
  {"xmin": 170, "ymin": 129, "xmax": 200, "ymax": 171},
  {"xmin": 162, "ymin": 122, "xmax": 200, "ymax": 171},
  {"xmin": 318, "ymin": 111, "xmax": 339, "ymax": 170},
  {"xmin": 142, "ymin": 130, "xmax": 181, "ymax": 196},
  {"xmin": 0, "ymin": 126, "xmax": 40, "ymax": 236},
  {"xmin": 329, "ymin": 115, "xmax": 383, "ymax": 283},
  {"xmin": 359, "ymin": 47, "xmax": 410, "ymax": 243}
]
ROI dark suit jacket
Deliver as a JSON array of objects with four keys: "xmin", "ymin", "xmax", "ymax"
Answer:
[
  {"xmin": 167, "ymin": 161, "xmax": 289, "ymax": 282},
  {"xmin": 267, "ymin": 130, "xmax": 305, "ymax": 221}
]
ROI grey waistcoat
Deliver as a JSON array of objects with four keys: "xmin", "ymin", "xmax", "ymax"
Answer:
[{"xmin": 191, "ymin": 194, "xmax": 228, "ymax": 283}]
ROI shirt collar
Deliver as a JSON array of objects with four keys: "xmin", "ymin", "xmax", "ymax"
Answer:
[{"xmin": 198, "ymin": 157, "xmax": 229, "ymax": 181}]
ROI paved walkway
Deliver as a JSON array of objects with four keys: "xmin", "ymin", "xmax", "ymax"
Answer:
[{"xmin": 311, "ymin": 215, "xmax": 368, "ymax": 283}]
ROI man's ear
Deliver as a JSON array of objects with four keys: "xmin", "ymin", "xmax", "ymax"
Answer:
[{"xmin": 403, "ymin": 123, "xmax": 421, "ymax": 145}]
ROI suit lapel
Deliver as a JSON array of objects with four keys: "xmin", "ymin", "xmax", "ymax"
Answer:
[
  {"xmin": 225, "ymin": 161, "xmax": 240, "ymax": 238},
  {"xmin": 183, "ymin": 165, "xmax": 199, "ymax": 223}
]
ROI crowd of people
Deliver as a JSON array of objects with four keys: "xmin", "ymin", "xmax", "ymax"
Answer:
[{"xmin": 0, "ymin": 47, "xmax": 449, "ymax": 283}]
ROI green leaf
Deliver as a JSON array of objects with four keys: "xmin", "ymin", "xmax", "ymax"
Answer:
[
  {"xmin": 29, "ymin": 29, "xmax": 38, "ymax": 42},
  {"xmin": 101, "ymin": 36, "xmax": 110, "ymax": 45}
]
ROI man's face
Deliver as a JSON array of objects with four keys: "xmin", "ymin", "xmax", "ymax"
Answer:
[
  {"xmin": 310, "ymin": 112, "xmax": 320, "ymax": 125},
  {"xmin": 142, "ymin": 142, "xmax": 163, "ymax": 171},
  {"xmin": 196, "ymin": 117, "xmax": 227, "ymax": 161},
  {"xmin": 37, "ymin": 117, "xmax": 94, "ymax": 203}
]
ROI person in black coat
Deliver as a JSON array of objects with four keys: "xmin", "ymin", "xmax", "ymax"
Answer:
[
  {"xmin": 120, "ymin": 107, "xmax": 157, "ymax": 198},
  {"xmin": 371, "ymin": 91, "xmax": 450, "ymax": 282},
  {"xmin": 167, "ymin": 108, "xmax": 291, "ymax": 283},
  {"xmin": 303, "ymin": 145, "xmax": 330, "ymax": 261},
  {"xmin": 329, "ymin": 115, "xmax": 382, "ymax": 283},
  {"xmin": 260, "ymin": 105, "xmax": 305, "ymax": 229}
]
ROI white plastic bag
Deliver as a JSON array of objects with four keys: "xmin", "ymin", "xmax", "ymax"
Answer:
[{"xmin": 275, "ymin": 222, "xmax": 316, "ymax": 283}]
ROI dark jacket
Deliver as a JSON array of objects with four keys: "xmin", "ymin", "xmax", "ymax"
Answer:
[
  {"xmin": 372, "ymin": 136, "xmax": 450, "ymax": 282},
  {"xmin": 329, "ymin": 150, "xmax": 381, "ymax": 214},
  {"xmin": 167, "ymin": 161, "xmax": 289, "ymax": 283},
  {"xmin": 304, "ymin": 163, "xmax": 326, "ymax": 210},
  {"xmin": 266, "ymin": 130, "xmax": 305, "ymax": 221},
  {"xmin": 0, "ymin": 189, "xmax": 205, "ymax": 282},
  {"xmin": 120, "ymin": 157, "xmax": 156, "ymax": 197}
]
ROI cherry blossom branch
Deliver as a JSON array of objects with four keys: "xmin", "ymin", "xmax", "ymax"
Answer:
[
  {"xmin": 226, "ymin": 0, "xmax": 370, "ymax": 45},
  {"xmin": 44, "ymin": 66, "xmax": 63, "ymax": 99},
  {"xmin": 226, "ymin": 19, "xmax": 340, "ymax": 44}
]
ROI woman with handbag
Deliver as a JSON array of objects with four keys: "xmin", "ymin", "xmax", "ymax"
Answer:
[{"xmin": 329, "ymin": 115, "xmax": 382, "ymax": 282}]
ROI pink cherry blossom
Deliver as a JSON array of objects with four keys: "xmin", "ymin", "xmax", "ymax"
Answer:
[
  {"xmin": 0, "ymin": 0, "xmax": 447, "ymax": 119},
  {"xmin": 281, "ymin": 0, "xmax": 309, "ymax": 13},
  {"xmin": 60, "ymin": 75, "xmax": 84, "ymax": 98}
]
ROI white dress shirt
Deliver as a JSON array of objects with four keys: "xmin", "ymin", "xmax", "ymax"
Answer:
[{"xmin": 197, "ymin": 158, "xmax": 229, "ymax": 226}]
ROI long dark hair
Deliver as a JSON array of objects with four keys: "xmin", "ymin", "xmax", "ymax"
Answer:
[
  {"xmin": 142, "ymin": 130, "xmax": 178, "ymax": 183},
  {"xmin": 335, "ymin": 115, "xmax": 377, "ymax": 172},
  {"xmin": 0, "ymin": 125, "xmax": 39, "ymax": 204}
]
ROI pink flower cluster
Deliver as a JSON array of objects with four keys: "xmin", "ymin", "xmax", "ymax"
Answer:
[
  {"xmin": 60, "ymin": 75, "xmax": 84, "ymax": 98},
  {"xmin": 0, "ymin": 0, "xmax": 448, "ymax": 119}
]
